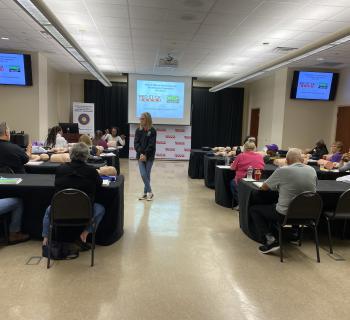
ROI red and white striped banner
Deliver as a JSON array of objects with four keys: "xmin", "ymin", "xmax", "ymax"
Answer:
[{"xmin": 129, "ymin": 124, "xmax": 191, "ymax": 160}]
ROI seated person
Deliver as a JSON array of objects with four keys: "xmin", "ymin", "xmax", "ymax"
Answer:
[
  {"xmin": 42, "ymin": 142, "xmax": 105, "ymax": 246},
  {"xmin": 230, "ymin": 141, "xmax": 264, "ymax": 210},
  {"xmin": 324, "ymin": 141, "xmax": 343, "ymax": 162},
  {"xmin": 306, "ymin": 139, "xmax": 328, "ymax": 160},
  {"xmin": 106, "ymin": 127, "xmax": 126, "ymax": 148},
  {"xmin": 324, "ymin": 149, "xmax": 350, "ymax": 171},
  {"xmin": 45, "ymin": 126, "xmax": 68, "ymax": 149},
  {"xmin": 0, "ymin": 121, "xmax": 30, "ymax": 173},
  {"xmin": 79, "ymin": 134, "xmax": 103, "ymax": 156},
  {"xmin": 264, "ymin": 144, "xmax": 278, "ymax": 164},
  {"xmin": 0, "ymin": 198, "xmax": 29, "ymax": 244},
  {"xmin": 250, "ymin": 148, "xmax": 317, "ymax": 254},
  {"xmin": 92, "ymin": 130, "xmax": 108, "ymax": 149},
  {"xmin": 101, "ymin": 128, "xmax": 110, "ymax": 141}
]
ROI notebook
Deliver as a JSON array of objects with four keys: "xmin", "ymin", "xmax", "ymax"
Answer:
[{"xmin": 0, "ymin": 177, "xmax": 22, "ymax": 185}]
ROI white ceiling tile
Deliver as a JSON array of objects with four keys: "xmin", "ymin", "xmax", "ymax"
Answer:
[
  {"xmin": 99, "ymin": 27, "xmax": 130, "ymax": 37},
  {"xmin": 278, "ymin": 19, "xmax": 321, "ymax": 31},
  {"xmin": 42, "ymin": 0, "xmax": 83, "ymax": 13},
  {"xmin": 129, "ymin": 6, "xmax": 168, "ymax": 20},
  {"xmin": 95, "ymin": 16, "xmax": 129, "ymax": 28},
  {"xmin": 329, "ymin": 8, "xmax": 350, "ymax": 22},
  {"xmin": 85, "ymin": 0, "xmax": 127, "ymax": 5},
  {"xmin": 310, "ymin": 20, "xmax": 349, "ymax": 33},
  {"xmin": 89, "ymin": 4, "xmax": 129, "ymax": 18},
  {"xmin": 295, "ymin": 5, "xmax": 345, "ymax": 20},
  {"xmin": 293, "ymin": 31, "xmax": 330, "ymax": 41},
  {"xmin": 203, "ymin": 13, "xmax": 245, "ymax": 27},
  {"xmin": 212, "ymin": 0, "xmax": 263, "ymax": 14},
  {"xmin": 269, "ymin": 29, "xmax": 301, "ymax": 40}
]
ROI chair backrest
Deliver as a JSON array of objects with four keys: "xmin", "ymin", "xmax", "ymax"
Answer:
[
  {"xmin": 0, "ymin": 166, "xmax": 14, "ymax": 173},
  {"xmin": 51, "ymin": 188, "xmax": 92, "ymax": 222},
  {"xmin": 286, "ymin": 191, "xmax": 323, "ymax": 221},
  {"xmin": 335, "ymin": 189, "xmax": 350, "ymax": 215}
]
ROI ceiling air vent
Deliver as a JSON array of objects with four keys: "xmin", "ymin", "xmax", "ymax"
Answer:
[
  {"xmin": 158, "ymin": 54, "xmax": 178, "ymax": 68},
  {"xmin": 273, "ymin": 46, "xmax": 298, "ymax": 53}
]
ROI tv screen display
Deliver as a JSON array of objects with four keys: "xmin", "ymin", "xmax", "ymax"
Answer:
[
  {"xmin": 290, "ymin": 71, "xmax": 338, "ymax": 101},
  {"xmin": 0, "ymin": 53, "xmax": 32, "ymax": 86}
]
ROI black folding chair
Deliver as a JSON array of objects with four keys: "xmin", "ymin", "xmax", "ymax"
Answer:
[
  {"xmin": 324, "ymin": 189, "xmax": 350, "ymax": 254},
  {"xmin": 47, "ymin": 189, "xmax": 96, "ymax": 269},
  {"xmin": 278, "ymin": 192, "xmax": 323, "ymax": 263}
]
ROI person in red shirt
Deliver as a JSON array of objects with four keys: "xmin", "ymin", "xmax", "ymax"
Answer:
[{"xmin": 230, "ymin": 141, "xmax": 264, "ymax": 210}]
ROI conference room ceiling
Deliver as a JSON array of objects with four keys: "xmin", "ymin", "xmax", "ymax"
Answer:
[{"xmin": 1, "ymin": 0, "xmax": 350, "ymax": 81}]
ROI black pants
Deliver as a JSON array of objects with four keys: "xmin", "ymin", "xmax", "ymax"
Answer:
[{"xmin": 250, "ymin": 204, "xmax": 285, "ymax": 243}]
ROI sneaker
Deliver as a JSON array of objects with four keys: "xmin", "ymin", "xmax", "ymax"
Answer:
[
  {"xmin": 259, "ymin": 241, "xmax": 280, "ymax": 254},
  {"xmin": 146, "ymin": 192, "xmax": 154, "ymax": 201},
  {"xmin": 138, "ymin": 193, "xmax": 147, "ymax": 200},
  {"xmin": 75, "ymin": 239, "xmax": 91, "ymax": 252},
  {"xmin": 8, "ymin": 232, "xmax": 30, "ymax": 245},
  {"xmin": 233, "ymin": 205, "xmax": 240, "ymax": 211}
]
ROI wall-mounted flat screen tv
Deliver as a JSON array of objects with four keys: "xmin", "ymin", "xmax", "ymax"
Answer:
[
  {"xmin": 0, "ymin": 52, "xmax": 32, "ymax": 86},
  {"xmin": 290, "ymin": 71, "xmax": 338, "ymax": 101}
]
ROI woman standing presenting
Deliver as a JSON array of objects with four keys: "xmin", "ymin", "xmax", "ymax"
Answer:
[{"xmin": 134, "ymin": 112, "xmax": 157, "ymax": 201}]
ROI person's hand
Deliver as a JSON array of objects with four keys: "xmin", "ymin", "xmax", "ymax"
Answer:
[
  {"xmin": 325, "ymin": 161, "xmax": 335, "ymax": 170},
  {"xmin": 26, "ymin": 143, "xmax": 32, "ymax": 156},
  {"xmin": 140, "ymin": 154, "xmax": 146, "ymax": 161},
  {"xmin": 105, "ymin": 129, "xmax": 109, "ymax": 134},
  {"xmin": 121, "ymin": 134, "xmax": 126, "ymax": 140}
]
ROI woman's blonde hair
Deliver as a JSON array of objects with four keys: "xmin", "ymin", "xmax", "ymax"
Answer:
[
  {"xmin": 244, "ymin": 141, "xmax": 256, "ymax": 151},
  {"xmin": 140, "ymin": 112, "xmax": 153, "ymax": 130},
  {"xmin": 79, "ymin": 134, "xmax": 92, "ymax": 146}
]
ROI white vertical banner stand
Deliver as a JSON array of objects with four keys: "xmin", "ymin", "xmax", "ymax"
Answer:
[{"xmin": 72, "ymin": 102, "xmax": 95, "ymax": 137}]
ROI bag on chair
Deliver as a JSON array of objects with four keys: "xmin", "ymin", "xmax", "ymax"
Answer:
[{"xmin": 42, "ymin": 241, "xmax": 79, "ymax": 260}]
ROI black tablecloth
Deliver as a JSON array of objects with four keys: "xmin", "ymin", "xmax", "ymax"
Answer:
[
  {"xmin": 25, "ymin": 161, "xmax": 106, "ymax": 174},
  {"xmin": 204, "ymin": 155, "xmax": 225, "ymax": 189},
  {"xmin": 0, "ymin": 174, "xmax": 124, "ymax": 245},
  {"xmin": 188, "ymin": 149, "xmax": 209, "ymax": 179},
  {"xmin": 215, "ymin": 166, "xmax": 235, "ymax": 208},
  {"xmin": 238, "ymin": 179, "xmax": 350, "ymax": 242},
  {"xmin": 263, "ymin": 164, "xmax": 348, "ymax": 180}
]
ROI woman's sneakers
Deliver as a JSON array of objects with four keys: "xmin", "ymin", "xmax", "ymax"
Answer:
[
  {"xmin": 138, "ymin": 193, "xmax": 154, "ymax": 201},
  {"xmin": 138, "ymin": 193, "xmax": 147, "ymax": 200},
  {"xmin": 146, "ymin": 192, "xmax": 154, "ymax": 201}
]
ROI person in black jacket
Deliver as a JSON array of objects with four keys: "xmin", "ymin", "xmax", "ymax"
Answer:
[
  {"xmin": 134, "ymin": 112, "xmax": 157, "ymax": 201},
  {"xmin": 42, "ymin": 142, "xmax": 105, "ymax": 246},
  {"xmin": 0, "ymin": 121, "xmax": 30, "ymax": 173},
  {"xmin": 307, "ymin": 139, "xmax": 328, "ymax": 160}
]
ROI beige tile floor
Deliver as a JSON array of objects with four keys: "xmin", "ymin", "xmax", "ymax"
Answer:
[{"xmin": 1, "ymin": 159, "xmax": 350, "ymax": 320}]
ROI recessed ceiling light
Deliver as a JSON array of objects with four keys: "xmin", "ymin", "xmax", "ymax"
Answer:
[
  {"xmin": 262, "ymin": 42, "xmax": 270, "ymax": 45},
  {"xmin": 1, "ymin": 37, "xmax": 9, "ymax": 40}
]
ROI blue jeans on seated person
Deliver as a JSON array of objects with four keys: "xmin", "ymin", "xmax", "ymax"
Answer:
[
  {"xmin": 230, "ymin": 179, "xmax": 239, "ymax": 205},
  {"xmin": 0, "ymin": 198, "xmax": 23, "ymax": 233},
  {"xmin": 42, "ymin": 203, "xmax": 105, "ymax": 238}
]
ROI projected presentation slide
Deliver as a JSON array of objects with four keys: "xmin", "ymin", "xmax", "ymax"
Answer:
[
  {"xmin": 136, "ymin": 80, "xmax": 185, "ymax": 119},
  {"xmin": 0, "ymin": 53, "xmax": 26, "ymax": 85},
  {"xmin": 296, "ymin": 72, "xmax": 333, "ymax": 100}
]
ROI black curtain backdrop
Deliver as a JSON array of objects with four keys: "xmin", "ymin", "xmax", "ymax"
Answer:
[
  {"xmin": 84, "ymin": 80, "xmax": 129, "ymax": 158},
  {"xmin": 191, "ymin": 87, "xmax": 244, "ymax": 149},
  {"xmin": 84, "ymin": 80, "xmax": 244, "ymax": 156}
]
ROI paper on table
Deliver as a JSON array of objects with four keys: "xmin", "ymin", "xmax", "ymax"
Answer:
[
  {"xmin": 102, "ymin": 180, "xmax": 110, "ymax": 186},
  {"xmin": 100, "ymin": 153, "xmax": 116, "ymax": 157},
  {"xmin": 26, "ymin": 161, "xmax": 44, "ymax": 166},
  {"xmin": 242, "ymin": 178, "xmax": 255, "ymax": 182},
  {"xmin": 217, "ymin": 165, "xmax": 231, "ymax": 169},
  {"xmin": 107, "ymin": 147, "xmax": 117, "ymax": 151},
  {"xmin": 253, "ymin": 182, "xmax": 263, "ymax": 188},
  {"xmin": 0, "ymin": 177, "xmax": 22, "ymax": 184}
]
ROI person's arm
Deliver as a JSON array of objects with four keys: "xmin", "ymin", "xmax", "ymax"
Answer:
[
  {"xmin": 134, "ymin": 129, "xmax": 143, "ymax": 154},
  {"xmin": 231, "ymin": 155, "xmax": 240, "ymax": 170},
  {"xmin": 95, "ymin": 169, "xmax": 103, "ymax": 187},
  {"xmin": 117, "ymin": 136, "xmax": 125, "ymax": 146},
  {"xmin": 20, "ymin": 145, "xmax": 30, "ymax": 164},
  {"xmin": 260, "ymin": 170, "xmax": 281, "ymax": 191},
  {"xmin": 144, "ymin": 129, "xmax": 156, "ymax": 156},
  {"xmin": 339, "ymin": 162, "xmax": 350, "ymax": 172}
]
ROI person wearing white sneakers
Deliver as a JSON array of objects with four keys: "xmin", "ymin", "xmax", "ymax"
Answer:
[{"xmin": 134, "ymin": 112, "xmax": 157, "ymax": 201}]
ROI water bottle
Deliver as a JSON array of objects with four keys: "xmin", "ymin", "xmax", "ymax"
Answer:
[
  {"xmin": 225, "ymin": 155, "xmax": 230, "ymax": 166},
  {"xmin": 247, "ymin": 166, "xmax": 253, "ymax": 180}
]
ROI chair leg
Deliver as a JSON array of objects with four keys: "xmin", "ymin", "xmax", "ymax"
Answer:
[
  {"xmin": 342, "ymin": 219, "xmax": 347, "ymax": 240},
  {"xmin": 3, "ymin": 216, "xmax": 9, "ymax": 245},
  {"xmin": 313, "ymin": 223, "xmax": 320, "ymax": 263},
  {"xmin": 47, "ymin": 224, "xmax": 53, "ymax": 269},
  {"xmin": 326, "ymin": 217, "xmax": 333, "ymax": 254},
  {"xmin": 91, "ymin": 224, "xmax": 96, "ymax": 267},
  {"xmin": 279, "ymin": 225, "xmax": 283, "ymax": 263},
  {"xmin": 299, "ymin": 225, "xmax": 304, "ymax": 247}
]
